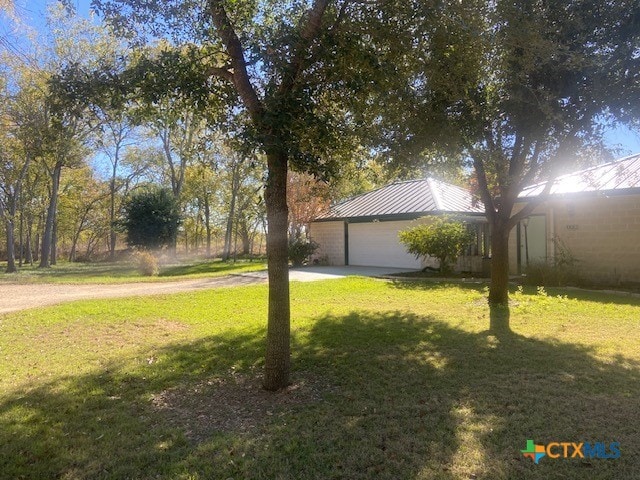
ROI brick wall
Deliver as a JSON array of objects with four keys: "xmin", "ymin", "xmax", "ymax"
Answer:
[
  {"xmin": 509, "ymin": 194, "xmax": 640, "ymax": 284},
  {"xmin": 309, "ymin": 221, "xmax": 345, "ymax": 266}
]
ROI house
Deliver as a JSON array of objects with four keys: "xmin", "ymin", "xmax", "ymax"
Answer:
[
  {"xmin": 509, "ymin": 153, "xmax": 640, "ymax": 284},
  {"xmin": 309, "ymin": 178, "xmax": 488, "ymax": 272}
]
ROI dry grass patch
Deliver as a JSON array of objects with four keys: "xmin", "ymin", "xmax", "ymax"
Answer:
[{"xmin": 152, "ymin": 371, "xmax": 329, "ymax": 441}]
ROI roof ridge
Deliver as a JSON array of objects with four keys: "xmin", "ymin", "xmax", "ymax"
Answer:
[
  {"xmin": 427, "ymin": 177, "xmax": 442, "ymax": 210},
  {"xmin": 329, "ymin": 178, "xmax": 430, "ymax": 208},
  {"xmin": 388, "ymin": 178, "xmax": 429, "ymax": 185}
]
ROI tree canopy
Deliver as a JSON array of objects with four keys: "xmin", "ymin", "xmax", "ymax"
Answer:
[
  {"xmin": 87, "ymin": 0, "xmax": 412, "ymax": 390},
  {"xmin": 379, "ymin": 0, "xmax": 640, "ymax": 309}
]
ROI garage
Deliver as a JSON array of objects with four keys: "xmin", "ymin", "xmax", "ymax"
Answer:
[
  {"xmin": 347, "ymin": 220, "xmax": 421, "ymax": 269},
  {"xmin": 310, "ymin": 178, "xmax": 486, "ymax": 271}
]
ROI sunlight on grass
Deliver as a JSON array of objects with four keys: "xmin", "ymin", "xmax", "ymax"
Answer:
[
  {"xmin": 0, "ymin": 278, "xmax": 639, "ymax": 479},
  {"xmin": 447, "ymin": 404, "xmax": 496, "ymax": 480}
]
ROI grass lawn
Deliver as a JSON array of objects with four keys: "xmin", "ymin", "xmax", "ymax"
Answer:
[
  {"xmin": 0, "ymin": 258, "xmax": 267, "ymax": 284},
  {"xmin": 0, "ymin": 279, "xmax": 638, "ymax": 479}
]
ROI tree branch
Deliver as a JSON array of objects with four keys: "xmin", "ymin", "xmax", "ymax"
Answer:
[
  {"xmin": 508, "ymin": 176, "xmax": 555, "ymax": 228},
  {"xmin": 469, "ymin": 146, "xmax": 497, "ymax": 224},
  {"xmin": 509, "ymin": 145, "xmax": 556, "ymax": 228},
  {"xmin": 208, "ymin": 66, "xmax": 234, "ymax": 82},
  {"xmin": 518, "ymin": 140, "xmax": 544, "ymax": 189},
  {"xmin": 208, "ymin": 0, "xmax": 264, "ymax": 123},
  {"xmin": 279, "ymin": 0, "xmax": 331, "ymax": 94},
  {"xmin": 329, "ymin": 0, "xmax": 352, "ymax": 33}
]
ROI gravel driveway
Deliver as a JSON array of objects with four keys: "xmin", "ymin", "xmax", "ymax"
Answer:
[
  {"xmin": 0, "ymin": 275, "xmax": 265, "ymax": 314},
  {"xmin": 0, "ymin": 266, "xmax": 411, "ymax": 314}
]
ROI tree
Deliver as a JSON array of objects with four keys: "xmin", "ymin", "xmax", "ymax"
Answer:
[
  {"xmin": 384, "ymin": 0, "xmax": 640, "ymax": 317},
  {"xmin": 93, "ymin": 0, "xmax": 406, "ymax": 390},
  {"xmin": 121, "ymin": 187, "xmax": 180, "ymax": 250},
  {"xmin": 36, "ymin": 3, "xmax": 111, "ymax": 268},
  {"xmin": 183, "ymin": 157, "xmax": 220, "ymax": 257},
  {"xmin": 399, "ymin": 216, "xmax": 473, "ymax": 274},
  {"xmin": 57, "ymin": 166, "xmax": 108, "ymax": 262},
  {"xmin": 287, "ymin": 172, "xmax": 330, "ymax": 240},
  {"xmin": 0, "ymin": 57, "xmax": 44, "ymax": 272},
  {"xmin": 93, "ymin": 103, "xmax": 138, "ymax": 260},
  {"xmin": 38, "ymin": 101, "xmax": 88, "ymax": 268}
]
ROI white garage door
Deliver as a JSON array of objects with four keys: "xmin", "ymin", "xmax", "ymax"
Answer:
[{"xmin": 348, "ymin": 221, "xmax": 422, "ymax": 269}]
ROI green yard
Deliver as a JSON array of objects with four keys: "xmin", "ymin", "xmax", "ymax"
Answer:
[{"xmin": 1, "ymin": 278, "xmax": 638, "ymax": 479}]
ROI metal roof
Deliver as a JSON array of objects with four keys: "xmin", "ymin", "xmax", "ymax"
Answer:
[
  {"xmin": 519, "ymin": 153, "xmax": 640, "ymax": 198},
  {"xmin": 316, "ymin": 177, "xmax": 484, "ymax": 221}
]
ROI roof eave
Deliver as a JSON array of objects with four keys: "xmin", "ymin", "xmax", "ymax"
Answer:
[
  {"xmin": 517, "ymin": 186, "xmax": 640, "ymax": 203},
  {"xmin": 312, "ymin": 210, "xmax": 486, "ymax": 223}
]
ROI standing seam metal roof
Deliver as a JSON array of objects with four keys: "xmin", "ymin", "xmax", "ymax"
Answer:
[
  {"xmin": 519, "ymin": 153, "xmax": 640, "ymax": 198},
  {"xmin": 315, "ymin": 178, "xmax": 484, "ymax": 220}
]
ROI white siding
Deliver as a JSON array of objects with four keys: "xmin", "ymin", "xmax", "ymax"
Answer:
[{"xmin": 348, "ymin": 220, "xmax": 422, "ymax": 269}]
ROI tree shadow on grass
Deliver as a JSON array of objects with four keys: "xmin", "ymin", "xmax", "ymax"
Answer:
[
  {"xmin": 390, "ymin": 278, "xmax": 640, "ymax": 308},
  {"xmin": 1, "ymin": 312, "xmax": 639, "ymax": 479},
  {"xmin": 389, "ymin": 278, "xmax": 487, "ymax": 294}
]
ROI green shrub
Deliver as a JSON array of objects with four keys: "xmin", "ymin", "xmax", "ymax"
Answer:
[
  {"xmin": 399, "ymin": 216, "xmax": 474, "ymax": 273},
  {"xmin": 288, "ymin": 237, "xmax": 319, "ymax": 267},
  {"xmin": 136, "ymin": 251, "xmax": 159, "ymax": 276},
  {"xmin": 121, "ymin": 187, "xmax": 180, "ymax": 250}
]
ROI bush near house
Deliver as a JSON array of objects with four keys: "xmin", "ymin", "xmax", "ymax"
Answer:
[
  {"xmin": 524, "ymin": 236, "xmax": 581, "ymax": 287},
  {"xmin": 399, "ymin": 216, "xmax": 473, "ymax": 273},
  {"xmin": 288, "ymin": 237, "xmax": 319, "ymax": 267}
]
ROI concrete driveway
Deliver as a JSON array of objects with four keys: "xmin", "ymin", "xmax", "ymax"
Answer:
[{"xmin": 240, "ymin": 265, "xmax": 416, "ymax": 282}]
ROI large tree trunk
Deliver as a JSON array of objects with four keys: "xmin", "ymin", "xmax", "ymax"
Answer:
[
  {"xmin": 40, "ymin": 162, "xmax": 62, "ymax": 268},
  {"xmin": 34, "ymin": 232, "xmax": 40, "ymax": 262},
  {"xmin": 263, "ymin": 150, "xmax": 291, "ymax": 391},
  {"xmin": 237, "ymin": 216, "xmax": 252, "ymax": 255},
  {"xmin": 241, "ymin": 226, "xmax": 251, "ymax": 255},
  {"xmin": 488, "ymin": 218, "xmax": 511, "ymax": 307},
  {"xmin": 489, "ymin": 220, "xmax": 513, "ymax": 334},
  {"xmin": 18, "ymin": 207, "xmax": 23, "ymax": 267},
  {"xmin": 2, "ymin": 193, "xmax": 17, "ymax": 273}
]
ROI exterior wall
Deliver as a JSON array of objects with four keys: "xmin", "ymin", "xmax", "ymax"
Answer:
[
  {"xmin": 347, "ymin": 219, "xmax": 423, "ymax": 269},
  {"xmin": 309, "ymin": 221, "xmax": 345, "ymax": 266},
  {"xmin": 509, "ymin": 194, "xmax": 640, "ymax": 284}
]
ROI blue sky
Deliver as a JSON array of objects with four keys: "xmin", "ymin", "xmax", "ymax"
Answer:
[
  {"xmin": 3, "ymin": 0, "xmax": 640, "ymax": 156},
  {"xmin": 603, "ymin": 124, "xmax": 640, "ymax": 155}
]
